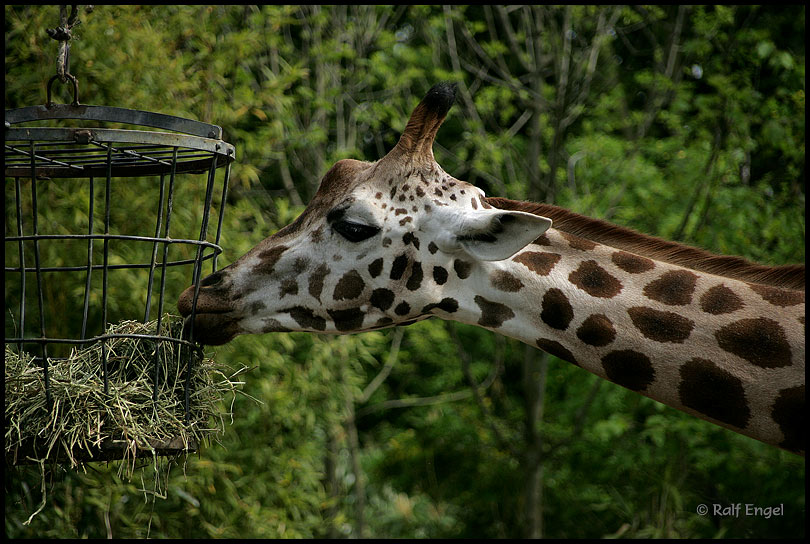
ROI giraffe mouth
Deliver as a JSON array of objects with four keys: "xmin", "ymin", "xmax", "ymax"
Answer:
[
  {"xmin": 177, "ymin": 283, "xmax": 240, "ymax": 345},
  {"xmin": 181, "ymin": 312, "xmax": 240, "ymax": 346}
]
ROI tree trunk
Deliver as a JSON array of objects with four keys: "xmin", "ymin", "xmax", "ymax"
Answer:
[
  {"xmin": 345, "ymin": 400, "xmax": 366, "ymax": 538},
  {"xmin": 323, "ymin": 427, "xmax": 341, "ymax": 538},
  {"xmin": 522, "ymin": 345, "xmax": 549, "ymax": 538}
]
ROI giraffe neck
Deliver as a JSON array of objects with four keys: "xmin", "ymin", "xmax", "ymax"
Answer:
[{"xmin": 446, "ymin": 227, "xmax": 805, "ymax": 453}]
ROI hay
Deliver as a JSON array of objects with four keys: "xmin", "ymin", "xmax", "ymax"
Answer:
[{"xmin": 5, "ymin": 314, "xmax": 251, "ymax": 473}]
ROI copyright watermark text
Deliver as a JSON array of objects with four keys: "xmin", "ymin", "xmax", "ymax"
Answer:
[{"xmin": 696, "ymin": 503, "xmax": 784, "ymax": 519}]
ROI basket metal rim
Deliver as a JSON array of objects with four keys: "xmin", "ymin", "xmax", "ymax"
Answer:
[
  {"xmin": 5, "ymin": 126, "xmax": 235, "ymax": 156},
  {"xmin": 5, "ymin": 124, "xmax": 235, "ymax": 177},
  {"xmin": 5, "ymin": 103, "xmax": 225, "ymax": 139}
]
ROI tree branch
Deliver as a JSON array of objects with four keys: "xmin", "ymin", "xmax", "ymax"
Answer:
[
  {"xmin": 356, "ymin": 326, "xmax": 501, "ymax": 419},
  {"xmin": 560, "ymin": 8, "xmax": 622, "ymax": 130},
  {"xmin": 359, "ymin": 327, "xmax": 404, "ymax": 404},
  {"xmin": 495, "ymin": 5, "xmax": 532, "ymax": 73},
  {"xmin": 443, "ymin": 6, "xmax": 487, "ymax": 134},
  {"xmin": 356, "ymin": 389, "xmax": 473, "ymax": 417},
  {"xmin": 637, "ymin": 5, "xmax": 687, "ymax": 140}
]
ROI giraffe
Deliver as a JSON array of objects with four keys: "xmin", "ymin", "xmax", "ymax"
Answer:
[{"xmin": 178, "ymin": 83, "xmax": 805, "ymax": 455}]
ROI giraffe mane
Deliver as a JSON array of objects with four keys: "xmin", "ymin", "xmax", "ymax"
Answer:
[{"xmin": 486, "ymin": 197, "xmax": 805, "ymax": 291}]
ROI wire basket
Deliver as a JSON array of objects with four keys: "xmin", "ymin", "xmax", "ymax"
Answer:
[{"xmin": 5, "ymin": 101, "xmax": 235, "ymax": 462}]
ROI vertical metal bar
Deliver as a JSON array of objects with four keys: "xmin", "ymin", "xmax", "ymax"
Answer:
[
  {"xmin": 154, "ymin": 150, "xmax": 178, "ymax": 320},
  {"xmin": 29, "ymin": 142, "xmax": 51, "ymax": 409},
  {"xmin": 146, "ymin": 169, "xmax": 168, "ymax": 412},
  {"xmin": 192, "ymin": 151, "xmax": 218, "ymax": 287},
  {"xmin": 186, "ymin": 153, "xmax": 218, "ymax": 330},
  {"xmin": 212, "ymin": 154, "xmax": 232, "ymax": 273},
  {"xmin": 144, "ymin": 172, "xmax": 168, "ymax": 323},
  {"xmin": 185, "ymin": 151, "xmax": 219, "ymax": 422},
  {"xmin": 153, "ymin": 148, "xmax": 179, "ymax": 403},
  {"xmin": 81, "ymin": 176, "xmax": 95, "ymax": 339},
  {"xmin": 14, "ymin": 177, "xmax": 27, "ymax": 354},
  {"xmin": 101, "ymin": 144, "xmax": 112, "ymax": 394}
]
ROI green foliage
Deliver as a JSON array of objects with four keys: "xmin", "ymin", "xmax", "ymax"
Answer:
[{"xmin": 5, "ymin": 4, "xmax": 804, "ymax": 539}]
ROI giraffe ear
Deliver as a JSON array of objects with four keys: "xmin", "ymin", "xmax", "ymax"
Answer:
[{"xmin": 456, "ymin": 210, "xmax": 552, "ymax": 261}]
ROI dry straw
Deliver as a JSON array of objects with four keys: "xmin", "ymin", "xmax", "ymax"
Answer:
[{"xmin": 5, "ymin": 313, "xmax": 251, "ymax": 477}]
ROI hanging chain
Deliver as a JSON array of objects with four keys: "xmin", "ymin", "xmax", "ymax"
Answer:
[
  {"xmin": 45, "ymin": 5, "xmax": 93, "ymax": 106},
  {"xmin": 46, "ymin": 5, "xmax": 79, "ymax": 83}
]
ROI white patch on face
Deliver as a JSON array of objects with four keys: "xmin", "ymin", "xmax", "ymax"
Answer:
[{"xmin": 420, "ymin": 206, "xmax": 467, "ymax": 255}]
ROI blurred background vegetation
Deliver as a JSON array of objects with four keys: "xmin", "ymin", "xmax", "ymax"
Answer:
[{"xmin": 5, "ymin": 5, "xmax": 804, "ymax": 538}]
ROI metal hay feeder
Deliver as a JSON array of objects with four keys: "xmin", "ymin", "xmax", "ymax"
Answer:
[{"xmin": 5, "ymin": 89, "xmax": 235, "ymax": 463}]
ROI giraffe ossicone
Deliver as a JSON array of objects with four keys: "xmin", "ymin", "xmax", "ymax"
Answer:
[{"xmin": 178, "ymin": 83, "xmax": 805, "ymax": 455}]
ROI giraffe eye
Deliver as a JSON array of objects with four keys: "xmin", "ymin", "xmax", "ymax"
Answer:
[{"xmin": 332, "ymin": 220, "xmax": 380, "ymax": 243}]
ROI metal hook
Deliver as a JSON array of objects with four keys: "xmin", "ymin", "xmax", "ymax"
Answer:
[{"xmin": 46, "ymin": 73, "xmax": 80, "ymax": 108}]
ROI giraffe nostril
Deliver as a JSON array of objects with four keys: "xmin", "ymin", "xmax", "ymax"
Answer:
[{"xmin": 200, "ymin": 271, "xmax": 225, "ymax": 287}]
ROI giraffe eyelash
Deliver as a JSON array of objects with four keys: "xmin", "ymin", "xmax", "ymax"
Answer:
[{"xmin": 332, "ymin": 220, "xmax": 380, "ymax": 242}]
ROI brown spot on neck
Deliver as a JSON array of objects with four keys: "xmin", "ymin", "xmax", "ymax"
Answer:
[
  {"xmin": 643, "ymin": 270, "xmax": 698, "ymax": 306},
  {"xmin": 601, "ymin": 350, "xmax": 655, "ymax": 392},
  {"xmin": 474, "ymin": 295, "xmax": 515, "ymax": 328},
  {"xmin": 454, "ymin": 259, "xmax": 473, "ymax": 279},
  {"xmin": 678, "ymin": 358, "xmax": 750, "ymax": 429},
  {"xmin": 540, "ymin": 288, "xmax": 574, "ymax": 330},
  {"xmin": 536, "ymin": 338, "xmax": 578, "ymax": 366},
  {"xmin": 490, "ymin": 270, "xmax": 524, "ymax": 292},
  {"xmin": 612, "ymin": 251, "xmax": 655, "ymax": 273},
  {"xmin": 560, "ymin": 230, "xmax": 597, "ymax": 251},
  {"xmin": 576, "ymin": 314, "xmax": 616, "ymax": 347},
  {"xmin": 700, "ymin": 284, "xmax": 744, "ymax": 315},
  {"xmin": 568, "ymin": 260, "xmax": 623, "ymax": 298},
  {"xmin": 715, "ymin": 317, "xmax": 792, "ymax": 368},
  {"xmin": 513, "ymin": 251, "xmax": 561, "ymax": 276},
  {"xmin": 748, "ymin": 283, "xmax": 805, "ymax": 307},
  {"xmin": 628, "ymin": 306, "xmax": 694, "ymax": 343}
]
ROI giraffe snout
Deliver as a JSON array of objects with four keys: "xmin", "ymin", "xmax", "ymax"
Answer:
[
  {"xmin": 177, "ymin": 273, "xmax": 241, "ymax": 345},
  {"xmin": 177, "ymin": 275, "xmax": 235, "ymax": 318},
  {"xmin": 177, "ymin": 284, "xmax": 196, "ymax": 317}
]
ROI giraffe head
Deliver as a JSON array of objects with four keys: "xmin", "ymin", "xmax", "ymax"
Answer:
[{"xmin": 178, "ymin": 83, "xmax": 552, "ymax": 345}]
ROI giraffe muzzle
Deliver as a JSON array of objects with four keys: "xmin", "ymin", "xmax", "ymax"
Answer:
[
  {"xmin": 177, "ymin": 279, "xmax": 240, "ymax": 345},
  {"xmin": 180, "ymin": 311, "xmax": 240, "ymax": 346}
]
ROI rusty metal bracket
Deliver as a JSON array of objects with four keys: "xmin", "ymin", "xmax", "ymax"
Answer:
[{"xmin": 73, "ymin": 128, "xmax": 93, "ymax": 144}]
